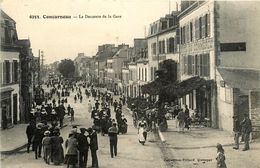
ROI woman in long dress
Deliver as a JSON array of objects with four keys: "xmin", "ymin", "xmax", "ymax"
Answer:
[
  {"xmin": 138, "ymin": 123, "xmax": 146, "ymax": 145},
  {"xmin": 50, "ymin": 130, "xmax": 64, "ymax": 165}
]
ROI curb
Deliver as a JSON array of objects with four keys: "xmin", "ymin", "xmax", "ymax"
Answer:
[
  {"xmin": 157, "ymin": 126, "xmax": 166, "ymax": 143},
  {"xmin": 0, "ymin": 144, "xmax": 27, "ymax": 155},
  {"xmin": 0, "ymin": 124, "xmax": 68, "ymax": 155}
]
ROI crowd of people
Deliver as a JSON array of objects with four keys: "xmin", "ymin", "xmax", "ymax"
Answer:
[{"xmin": 26, "ymin": 79, "xmax": 132, "ymax": 168}]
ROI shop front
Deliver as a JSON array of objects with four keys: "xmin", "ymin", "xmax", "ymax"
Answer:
[{"xmin": 1, "ymin": 87, "xmax": 14, "ymax": 129}]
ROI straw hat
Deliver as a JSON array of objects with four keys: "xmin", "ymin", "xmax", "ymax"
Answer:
[
  {"xmin": 36, "ymin": 123, "xmax": 44, "ymax": 129},
  {"xmin": 44, "ymin": 130, "xmax": 50, "ymax": 136}
]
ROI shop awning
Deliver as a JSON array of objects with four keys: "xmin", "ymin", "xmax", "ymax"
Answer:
[
  {"xmin": 166, "ymin": 76, "xmax": 211, "ymax": 98},
  {"xmin": 217, "ymin": 67, "xmax": 260, "ymax": 89},
  {"xmin": 0, "ymin": 87, "xmax": 14, "ymax": 93},
  {"xmin": 142, "ymin": 79, "xmax": 165, "ymax": 95}
]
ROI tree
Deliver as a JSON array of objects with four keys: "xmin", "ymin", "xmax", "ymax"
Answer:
[
  {"xmin": 156, "ymin": 59, "xmax": 178, "ymax": 104},
  {"xmin": 57, "ymin": 59, "xmax": 75, "ymax": 78},
  {"xmin": 142, "ymin": 59, "xmax": 178, "ymax": 131}
]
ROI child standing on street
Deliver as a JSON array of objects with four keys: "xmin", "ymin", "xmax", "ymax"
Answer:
[{"xmin": 216, "ymin": 143, "xmax": 227, "ymax": 168}]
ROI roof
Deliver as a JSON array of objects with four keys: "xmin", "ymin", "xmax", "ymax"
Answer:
[
  {"xmin": 1, "ymin": 10, "xmax": 15, "ymax": 23},
  {"xmin": 95, "ymin": 48, "xmax": 118, "ymax": 61},
  {"xmin": 217, "ymin": 67, "xmax": 260, "ymax": 89}
]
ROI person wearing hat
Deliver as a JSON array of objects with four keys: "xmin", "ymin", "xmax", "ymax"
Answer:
[
  {"xmin": 51, "ymin": 109, "xmax": 57, "ymax": 122},
  {"xmin": 32, "ymin": 123, "xmax": 44, "ymax": 159},
  {"xmin": 108, "ymin": 123, "xmax": 119, "ymax": 158},
  {"xmin": 65, "ymin": 132, "xmax": 78, "ymax": 168},
  {"xmin": 26, "ymin": 121, "xmax": 36, "ymax": 153},
  {"xmin": 86, "ymin": 128, "xmax": 99, "ymax": 168},
  {"xmin": 95, "ymin": 100, "xmax": 100, "ymax": 110},
  {"xmin": 233, "ymin": 115, "xmax": 241, "ymax": 150},
  {"xmin": 240, "ymin": 113, "xmax": 252, "ymax": 151},
  {"xmin": 50, "ymin": 128, "xmax": 64, "ymax": 165},
  {"xmin": 78, "ymin": 128, "xmax": 89, "ymax": 167},
  {"xmin": 216, "ymin": 143, "xmax": 227, "ymax": 168},
  {"xmin": 41, "ymin": 108, "xmax": 48, "ymax": 122},
  {"xmin": 42, "ymin": 130, "xmax": 51, "ymax": 164}
]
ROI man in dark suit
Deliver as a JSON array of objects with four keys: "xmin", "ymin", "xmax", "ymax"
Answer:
[
  {"xmin": 233, "ymin": 115, "xmax": 241, "ymax": 150},
  {"xmin": 240, "ymin": 114, "xmax": 252, "ymax": 151},
  {"xmin": 26, "ymin": 121, "xmax": 36, "ymax": 153},
  {"xmin": 78, "ymin": 128, "xmax": 89, "ymax": 168},
  {"xmin": 108, "ymin": 123, "xmax": 118, "ymax": 158},
  {"xmin": 87, "ymin": 127, "xmax": 99, "ymax": 168}
]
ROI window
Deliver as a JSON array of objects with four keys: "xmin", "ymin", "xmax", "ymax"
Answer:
[
  {"xmin": 151, "ymin": 43, "xmax": 157, "ymax": 55},
  {"xmin": 187, "ymin": 55, "xmax": 192, "ymax": 75},
  {"xmin": 159, "ymin": 40, "xmax": 165, "ymax": 54},
  {"xmin": 183, "ymin": 56, "xmax": 188, "ymax": 74},
  {"xmin": 205, "ymin": 13, "xmax": 210, "ymax": 37},
  {"xmin": 200, "ymin": 54, "xmax": 210, "ymax": 77},
  {"xmin": 195, "ymin": 18, "xmax": 199, "ymax": 40},
  {"xmin": 186, "ymin": 24, "xmax": 190, "ymax": 43},
  {"xmin": 169, "ymin": 18, "xmax": 173, "ymax": 27},
  {"xmin": 162, "ymin": 21, "xmax": 167, "ymax": 30},
  {"xmin": 167, "ymin": 37, "xmax": 175, "ymax": 53}
]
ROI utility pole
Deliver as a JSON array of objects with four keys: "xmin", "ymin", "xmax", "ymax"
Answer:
[{"xmin": 38, "ymin": 49, "xmax": 44, "ymax": 85}]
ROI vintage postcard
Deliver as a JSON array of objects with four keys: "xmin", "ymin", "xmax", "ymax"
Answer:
[{"xmin": 1, "ymin": 0, "xmax": 260, "ymax": 168}]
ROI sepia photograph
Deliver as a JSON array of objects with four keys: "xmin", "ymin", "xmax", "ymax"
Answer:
[{"xmin": 0, "ymin": 0, "xmax": 260, "ymax": 167}]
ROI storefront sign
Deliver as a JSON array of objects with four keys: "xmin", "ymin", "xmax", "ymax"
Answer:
[{"xmin": 180, "ymin": 37, "xmax": 214, "ymax": 54}]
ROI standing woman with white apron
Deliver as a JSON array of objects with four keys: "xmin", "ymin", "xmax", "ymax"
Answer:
[{"xmin": 138, "ymin": 123, "xmax": 147, "ymax": 145}]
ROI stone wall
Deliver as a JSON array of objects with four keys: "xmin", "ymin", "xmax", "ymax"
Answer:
[{"xmin": 249, "ymin": 91, "xmax": 260, "ymax": 139}]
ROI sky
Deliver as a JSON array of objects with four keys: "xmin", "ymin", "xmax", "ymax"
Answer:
[{"xmin": 1, "ymin": 0, "xmax": 179, "ymax": 64}]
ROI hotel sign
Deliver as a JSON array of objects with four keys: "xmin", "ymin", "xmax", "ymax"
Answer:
[{"xmin": 180, "ymin": 37, "xmax": 214, "ymax": 54}]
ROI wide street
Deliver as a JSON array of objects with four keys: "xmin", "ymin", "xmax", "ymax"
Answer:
[{"xmin": 1, "ymin": 86, "xmax": 165, "ymax": 168}]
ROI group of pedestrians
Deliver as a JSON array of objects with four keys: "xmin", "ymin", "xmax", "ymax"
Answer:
[{"xmin": 233, "ymin": 113, "xmax": 252, "ymax": 151}]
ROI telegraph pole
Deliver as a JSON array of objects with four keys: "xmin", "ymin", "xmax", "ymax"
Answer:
[{"xmin": 38, "ymin": 49, "xmax": 44, "ymax": 85}]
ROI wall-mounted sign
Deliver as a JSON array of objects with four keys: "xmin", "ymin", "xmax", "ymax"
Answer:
[{"xmin": 220, "ymin": 80, "xmax": 225, "ymax": 87}]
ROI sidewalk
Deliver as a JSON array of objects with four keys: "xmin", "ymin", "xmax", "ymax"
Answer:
[
  {"xmin": 160, "ymin": 119, "xmax": 260, "ymax": 168},
  {"xmin": 0, "ymin": 124, "xmax": 28, "ymax": 154},
  {"xmin": 0, "ymin": 116, "xmax": 71, "ymax": 155}
]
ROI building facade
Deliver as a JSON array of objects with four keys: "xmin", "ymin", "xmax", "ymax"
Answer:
[
  {"xmin": 147, "ymin": 12, "xmax": 180, "ymax": 82},
  {"xmin": 178, "ymin": 0, "xmax": 260, "ymax": 137},
  {"xmin": 0, "ymin": 11, "xmax": 21, "ymax": 128},
  {"xmin": 215, "ymin": 1, "xmax": 260, "ymax": 137}
]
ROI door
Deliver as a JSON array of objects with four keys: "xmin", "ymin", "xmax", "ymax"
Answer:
[
  {"xmin": 13, "ymin": 94, "xmax": 18, "ymax": 124},
  {"xmin": 238, "ymin": 95, "xmax": 249, "ymax": 121}
]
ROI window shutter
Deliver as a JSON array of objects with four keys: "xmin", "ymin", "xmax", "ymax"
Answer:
[
  {"xmin": 207, "ymin": 13, "xmax": 210, "ymax": 37},
  {"xmin": 201, "ymin": 16, "xmax": 205, "ymax": 38},
  {"xmin": 5, "ymin": 61, "xmax": 10, "ymax": 83},
  {"xmin": 195, "ymin": 55, "xmax": 198, "ymax": 75},
  {"xmin": 12, "ymin": 62, "xmax": 15, "ymax": 83},
  {"xmin": 0, "ymin": 62, "xmax": 3, "ymax": 84}
]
